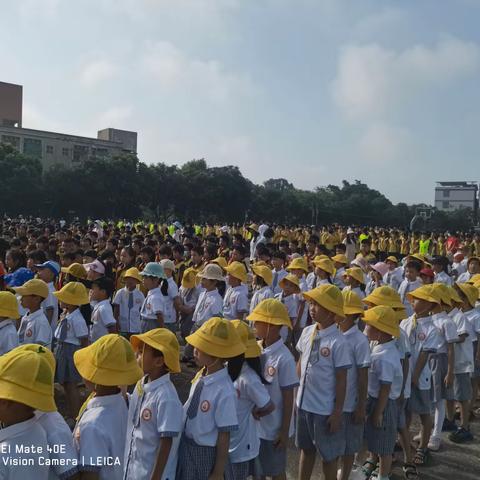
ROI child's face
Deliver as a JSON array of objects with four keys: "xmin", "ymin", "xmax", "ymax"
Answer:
[
  {"xmin": 142, "ymin": 276, "xmax": 159, "ymax": 291},
  {"xmin": 420, "ymin": 274, "xmax": 433, "ymax": 285},
  {"xmin": 227, "ymin": 274, "xmax": 240, "ymax": 287},
  {"xmin": 253, "ymin": 321, "xmax": 270, "ymax": 340},
  {"xmin": 405, "ymin": 267, "xmax": 418, "ymax": 282},
  {"xmin": 290, "ymin": 269, "xmax": 304, "ymax": 279},
  {"xmin": 201, "ymin": 278, "xmax": 216, "ymax": 291},
  {"xmin": 120, "ymin": 249, "xmax": 134, "ymax": 266},
  {"xmin": 308, "ymin": 300, "xmax": 333, "ymax": 324},
  {"xmin": 137, "ymin": 343, "xmax": 165, "ymax": 375},
  {"xmin": 468, "ymin": 260, "xmax": 480, "ymax": 274},
  {"xmin": 191, "ymin": 251, "xmax": 202, "ymax": 265},
  {"xmin": 271, "ymin": 258, "xmax": 284, "ymax": 270},
  {"xmin": 90, "ymin": 284, "xmax": 108, "ymax": 302},
  {"xmin": 36, "ymin": 268, "xmax": 54, "ymax": 283},
  {"xmin": 281, "ymin": 279, "xmax": 297, "ymax": 296},
  {"xmin": 124, "ymin": 277, "xmax": 139, "ymax": 290},
  {"xmin": 364, "ymin": 324, "xmax": 380, "ymax": 342},
  {"xmin": 315, "ymin": 267, "xmax": 328, "ymax": 279},
  {"xmin": 163, "ymin": 268, "xmax": 173, "ymax": 279},
  {"xmin": 412, "ymin": 298, "xmax": 433, "ymax": 316},
  {"xmin": 21, "ymin": 294, "xmax": 42, "ymax": 311},
  {"xmin": 193, "ymin": 347, "xmax": 218, "ymax": 368}
]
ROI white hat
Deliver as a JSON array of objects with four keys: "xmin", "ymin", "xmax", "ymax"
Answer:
[
  {"xmin": 84, "ymin": 259, "xmax": 105, "ymax": 275},
  {"xmin": 347, "ymin": 228, "xmax": 354, "ymax": 235},
  {"xmin": 160, "ymin": 259, "xmax": 175, "ymax": 271},
  {"xmin": 197, "ymin": 264, "xmax": 224, "ymax": 282}
]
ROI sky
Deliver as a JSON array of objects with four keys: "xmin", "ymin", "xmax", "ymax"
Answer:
[{"xmin": 1, "ymin": 0, "xmax": 480, "ymax": 205}]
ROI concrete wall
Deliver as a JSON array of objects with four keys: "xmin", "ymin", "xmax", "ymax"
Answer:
[{"xmin": 0, "ymin": 82, "xmax": 22, "ymax": 127}]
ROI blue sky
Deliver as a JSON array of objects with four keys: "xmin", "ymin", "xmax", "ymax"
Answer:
[{"xmin": 2, "ymin": 0, "xmax": 480, "ymax": 204}]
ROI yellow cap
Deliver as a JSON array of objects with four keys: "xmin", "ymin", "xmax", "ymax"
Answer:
[
  {"xmin": 74, "ymin": 334, "xmax": 143, "ymax": 386},
  {"xmin": 13, "ymin": 279, "xmax": 49, "ymax": 299},
  {"xmin": 0, "ymin": 344, "xmax": 56, "ymax": 412},
  {"xmin": 53, "ymin": 282, "xmax": 89, "ymax": 306},
  {"xmin": 455, "ymin": 282, "xmax": 479, "ymax": 308},
  {"xmin": 313, "ymin": 255, "xmax": 329, "ymax": 262},
  {"xmin": 313, "ymin": 258, "xmax": 335, "ymax": 275},
  {"xmin": 394, "ymin": 308, "xmax": 408, "ymax": 322},
  {"xmin": 466, "ymin": 273, "xmax": 480, "ymax": 285},
  {"xmin": 407, "ymin": 284, "xmax": 441, "ymax": 305},
  {"xmin": 224, "ymin": 261, "xmax": 248, "ymax": 283},
  {"xmin": 345, "ymin": 267, "xmax": 366, "ymax": 285},
  {"xmin": 252, "ymin": 264, "xmax": 273, "ymax": 285},
  {"xmin": 409, "ymin": 253, "xmax": 425, "ymax": 263},
  {"xmin": 342, "ymin": 290, "xmax": 364, "ymax": 315},
  {"xmin": 431, "ymin": 283, "xmax": 453, "ymax": 306},
  {"xmin": 386, "ymin": 256, "xmax": 398, "ymax": 264},
  {"xmin": 287, "ymin": 257, "xmax": 309, "ymax": 273},
  {"xmin": 0, "ymin": 291, "xmax": 20, "ymax": 319},
  {"xmin": 332, "ymin": 254, "xmax": 348, "ymax": 265},
  {"xmin": 61, "ymin": 263, "xmax": 87, "ymax": 280},
  {"xmin": 363, "ymin": 286, "xmax": 404, "ymax": 309},
  {"xmin": 131, "ymin": 328, "xmax": 181, "ymax": 373},
  {"xmin": 231, "ymin": 320, "xmax": 261, "ymax": 358},
  {"xmin": 181, "ymin": 267, "xmax": 197, "ymax": 289},
  {"xmin": 124, "ymin": 267, "xmax": 142, "ymax": 283},
  {"xmin": 186, "ymin": 317, "xmax": 246, "ymax": 358},
  {"xmin": 246, "ymin": 298, "xmax": 292, "ymax": 329},
  {"xmin": 362, "ymin": 306, "xmax": 400, "ymax": 338},
  {"xmin": 248, "ymin": 223, "xmax": 259, "ymax": 233},
  {"xmin": 303, "ymin": 284, "xmax": 345, "ymax": 318},
  {"xmin": 212, "ymin": 257, "xmax": 228, "ymax": 270},
  {"xmin": 279, "ymin": 273, "xmax": 301, "ymax": 292},
  {"xmin": 447, "ymin": 286, "xmax": 462, "ymax": 305},
  {"xmin": 15, "ymin": 343, "xmax": 56, "ymax": 374}
]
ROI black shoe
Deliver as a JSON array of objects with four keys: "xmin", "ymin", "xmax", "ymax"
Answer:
[{"xmin": 442, "ymin": 418, "xmax": 457, "ymax": 432}]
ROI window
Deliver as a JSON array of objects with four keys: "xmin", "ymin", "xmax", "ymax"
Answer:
[
  {"xmin": 96, "ymin": 148, "xmax": 109, "ymax": 158},
  {"xmin": 442, "ymin": 201, "xmax": 450, "ymax": 209},
  {"xmin": 73, "ymin": 145, "xmax": 89, "ymax": 163},
  {"xmin": 62, "ymin": 147, "xmax": 70, "ymax": 156},
  {"xmin": 1, "ymin": 135, "xmax": 20, "ymax": 149},
  {"xmin": 23, "ymin": 138, "xmax": 42, "ymax": 158},
  {"xmin": 443, "ymin": 190, "xmax": 450, "ymax": 198},
  {"xmin": 46, "ymin": 145, "xmax": 54, "ymax": 154}
]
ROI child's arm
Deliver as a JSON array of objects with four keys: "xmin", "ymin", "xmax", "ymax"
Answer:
[
  {"xmin": 328, "ymin": 368, "xmax": 347, "ymax": 432},
  {"xmin": 113, "ymin": 304, "xmax": 120, "ymax": 322},
  {"xmin": 353, "ymin": 367, "xmax": 368, "ymax": 424},
  {"xmin": 45, "ymin": 306, "xmax": 54, "ymax": 325},
  {"xmin": 150, "ymin": 437, "xmax": 173, "ymax": 480},
  {"xmin": 252, "ymin": 401, "xmax": 275, "ymax": 419},
  {"xmin": 399, "ymin": 357, "xmax": 409, "ymax": 401},
  {"xmin": 456, "ymin": 332, "xmax": 467, "ymax": 344},
  {"xmin": 274, "ymin": 388, "xmax": 293, "ymax": 449},
  {"xmin": 445, "ymin": 342, "xmax": 455, "ymax": 387},
  {"xmin": 412, "ymin": 351, "xmax": 429, "ymax": 387},
  {"xmin": 372, "ymin": 383, "xmax": 391, "ymax": 428},
  {"xmin": 208, "ymin": 431, "xmax": 230, "ymax": 480},
  {"xmin": 79, "ymin": 336, "xmax": 89, "ymax": 348},
  {"xmin": 155, "ymin": 311, "xmax": 164, "ymax": 328}
]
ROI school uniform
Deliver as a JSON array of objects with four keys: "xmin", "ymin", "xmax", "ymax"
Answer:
[
  {"xmin": 457, "ymin": 271, "xmax": 472, "ymax": 283},
  {"xmin": 223, "ymin": 285, "xmax": 249, "ymax": 320},
  {"xmin": 398, "ymin": 279, "xmax": 423, "ymax": 317},
  {"xmin": 434, "ymin": 271, "xmax": 453, "ymax": 286},
  {"xmin": 113, "ymin": 287, "xmax": 145, "ymax": 335},
  {"xmin": 90, "ymin": 299, "xmax": 117, "ymax": 341},
  {"xmin": 18, "ymin": 308, "xmax": 52, "ymax": 349},
  {"xmin": 295, "ymin": 324, "xmax": 352, "ymax": 462},
  {"xmin": 178, "ymin": 368, "xmax": 238, "ymax": 480},
  {"xmin": 192, "ymin": 289, "xmax": 223, "ymax": 328},
  {"xmin": 229, "ymin": 363, "xmax": 271, "ymax": 479},
  {"xmin": 249, "ymin": 286, "xmax": 274, "ymax": 313},
  {"xmin": 333, "ymin": 267, "xmax": 346, "ymax": 289},
  {"xmin": 464, "ymin": 308, "xmax": 480, "ymax": 379},
  {"xmin": 178, "ymin": 285, "xmax": 201, "ymax": 339},
  {"xmin": 342, "ymin": 285, "xmax": 366, "ymax": 300},
  {"xmin": 42, "ymin": 281, "xmax": 59, "ymax": 331},
  {"xmin": 274, "ymin": 292, "xmax": 298, "ymax": 341},
  {"xmin": 36, "ymin": 411, "xmax": 79, "ymax": 479},
  {"xmin": 366, "ymin": 340, "xmax": 403, "ymax": 455},
  {"xmin": 164, "ymin": 277, "xmax": 180, "ymax": 331},
  {"xmin": 383, "ymin": 268, "xmax": 403, "ymax": 291},
  {"xmin": 124, "ymin": 374, "xmax": 183, "ymax": 480},
  {"xmin": 395, "ymin": 329, "xmax": 411, "ymax": 430},
  {"xmin": 400, "ymin": 315, "xmax": 440, "ymax": 414},
  {"xmin": 0, "ymin": 319, "xmax": 19, "ymax": 355},
  {"xmin": 74, "ymin": 393, "xmax": 128, "ymax": 480},
  {"xmin": 271, "ymin": 268, "xmax": 288, "ymax": 295},
  {"xmin": 255, "ymin": 339, "xmax": 298, "ymax": 477},
  {"xmin": 0, "ymin": 417, "xmax": 50, "ymax": 480},
  {"xmin": 54, "ymin": 308, "xmax": 89, "ymax": 383},
  {"xmin": 140, "ymin": 287, "xmax": 166, "ymax": 333}
]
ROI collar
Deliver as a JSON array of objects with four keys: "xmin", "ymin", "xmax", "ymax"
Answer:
[
  {"xmin": 431, "ymin": 311, "xmax": 448, "ymax": 321},
  {"xmin": 202, "ymin": 367, "xmax": 229, "ymax": 386},
  {"xmin": 148, "ymin": 287, "xmax": 161, "ymax": 296},
  {"xmin": 262, "ymin": 337, "xmax": 284, "ymax": 354},
  {"xmin": 0, "ymin": 416, "xmax": 37, "ymax": 442},
  {"xmin": 449, "ymin": 307, "xmax": 459, "ymax": 317},
  {"xmin": 314, "ymin": 322, "xmax": 338, "ymax": 338},
  {"xmin": 94, "ymin": 299, "xmax": 110, "ymax": 309},
  {"xmin": 143, "ymin": 373, "xmax": 171, "ymax": 393},
  {"xmin": 372, "ymin": 339, "xmax": 396, "ymax": 354},
  {"xmin": 86, "ymin": 392, "xmax": 124, "ymax": 410},
  {"xmin": 416, "ymin": 315, "xmax": 432, "ymax": 324},
  {"xmin": 0, "ymin": 319, "xmax": 14, "ymax": 329},
  {"xmin": 25, "ymin": 309, "xmax": 44, "ymax": 321},
  {"xmin": 66, "ymin": 308, "xmax": 80, "ymax": 320},
  {"xmin": 343, "ymin": 324, "xmax": 359, "ymax": 337},
  {"xmin": 205, "ymin": 288, "xmax": 219, "ymax": 297}
]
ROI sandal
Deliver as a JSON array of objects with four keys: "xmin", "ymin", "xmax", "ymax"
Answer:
[
  {"xmin": 403, "ymin": 462, "xmax": 419, "ymax": 479},
  {"xmin": 413, "ymin": 447, "xmax": 429, "ymax": 466},
  {"xmin": 360, "ymin": 460, "xmax": 377, "ymax": 479}
]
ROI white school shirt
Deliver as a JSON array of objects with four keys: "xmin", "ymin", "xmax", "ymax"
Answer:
[
  {"xmin": 383, "ymin": 268, "xmax": 403, "ymax": 291},
  {"xmin": 113, "ymin": 287, "xmax": 145, "ymax": 333},
  {"xmin": 457, "ymin": 271, "xmax": 472, "ymax": 283},
  {"xmin": 74, "ymin": 393, "xmax": 127, "ymax": 480},
  {"xmin": 342, "ymin": 325, "xmax": 371, "ymax": 412},
  {"xmin": 275, "ymin": 292, "xmax": 298, "ymax": 340},
  {"xmin": 296, "ymin": 324, "xmax": 352, "ymax": 415},
  {"xmin": 395, "ymin": 329, "xmax": 412, "ymax": 399},
  {"xmin": 124, "ymin": 374, "xmax": 183, "ymax": 480},
  {"xmin": 0, "ymin": 319, "xmax": 19, "ymax": 355},
  {"xmin": 333, "ymin": 267, "xmax": 346, "ymax": 289},
  {"xmin": 449, "ymin": 308, "xmax": 474, "ymax": 374},
  {"xmin": 223, "ymin": 285, "xmax": 249, "ymax": 320},
  {"xmin": 54, "ymin": 308, "xmax": 89, "ymax": 345},
  {"xmin": 36, "ymin": 411, "xmax": 79, "ymax": 480},
  {"xmin": 42, "ymin": 281, "xmax": 59, "ymax": 330},
  {"xmin": 398, "ymin": 279, "xmax": 423, "ymax": 317},
  {"xmin": 400, "ymin": 315, "xmax": 440, "ymax": 390},
  {"xmin": 271, "ymin": 269, "xmax": 288, "ymax": 295},
  {"xmin": 229, "ymin": 364, "xmax": 271, "ymax": 463},
  {"xmin": 163, "ymin": 277, "xmax": 179, "ymax": 324},
  {"xmin": 342, "ymin": 285, "xmax": 366, "ymax": 300},
  {"xmin": 184, "ymin": 368, "xmax": 238, "ymax": 447},
  {"xmin": 306, "ymin": 271, "xmax": 317, "ymax": 290},
  {"xmin": 431, "ymin": 311, "xmax": 458, "ymax": 354},
  {"xmin": 90, "ymin": 299, "xmax": 117, "ymax": 342},
  {"xmin": 0, "ymin": 417, "xmax": 49, "ymax": 480},
  {"xmin": 179, "ymin": 285, "xmax": 201, "ymax": 311},
  {"xmin": 250, "ymin": 286, "xmax": 274, "ymax": 313},
  {"xmin": 140, "ymin": 287, "xmax": 166, "ymax": 321},
  {"xmin": 452, "ymin": 261, "xmax": 467, "ymax": 276},
  {"xmin": 192, "ymin": 289, "xmax": 223, "ymax": 327},
  {"xmin": 464, "ymin": 308, "xmax": 480, "ymax": 337},
  {"xmin": 258, "ymin": 338, "xmax": 299, "ymax": 440},
  {"xmin": 368, "ymin": 340, "xmax": 403, "ymax": 400},
  {"xmin": 434, "ymin": 271, "xmax": 453, "ymax": 286},
  {"xmin": 18, "ymin": 309, "xmax": 52, "ymax": 349}
]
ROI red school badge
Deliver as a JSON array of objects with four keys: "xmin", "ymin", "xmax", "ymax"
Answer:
[
  {"xmin": 200, "ymin": 400, "xmax": 210, "ymax": 413},
  {"xmin": 25, "ymin": 329, "xmax": 33, "ymax": 338},
  {"xmin": 142, "ymin": 408, "xmax": 152, "ymax": 421},
  {"xmin": 267, "ymin": 366, "xmax": 276, "ymax": 377},
  {"xmin": 418, "ymin": 332, "xmax": 426, "ymax": 341},
  {"xmin": 320, "ymin": 347, "xmax": 331, "ymax": 357}
]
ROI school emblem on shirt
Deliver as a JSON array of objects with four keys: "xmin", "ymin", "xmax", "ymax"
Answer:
[
  {"xmin": 418, "ymin": 332, "xmax": 426, "ymax": 341},
  {"xmin": 25, "ymin": 329, "xmax": 33, "ymax": 338},
  {"xmin": 320, "ymin": 347, "xmax": 331, "ymax": 357},
  {"xmin": 200, "ymin": 400, "xmax": 210, "ymax": 413},
  {"xmin": 142, "ymin": 408, "xmax": 152, "ymax": 421},
  {"xmin": 267, "ymin": 366, "xmax": 276, "ymax": 377}
]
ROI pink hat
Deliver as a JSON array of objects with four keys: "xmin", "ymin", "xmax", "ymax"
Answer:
[
  {"xmin": 372, "ymin": 262, "xmax": 389, "ymax": 277},
  {"xmin": 420, "ymin": 268, "xmax": 435, "ymax": 279},
  {"xmin": 453, "ymin": 251, "xmax": 464, "ymax": 260},
  {"xmin": 84, "ymin": 259, "xmax": 105, "ymax": 275}
]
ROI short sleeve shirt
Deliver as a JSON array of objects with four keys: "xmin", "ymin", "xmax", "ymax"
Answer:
[
  {"xmin": 0, "ymin": 319, "xmax": 19, "ymax": 355},
  {"xmin": 192, "ymin": 289, "xmax": 223, "ymax": 327},
  {"xmin": 431, "ymin": 311, "xmax": 459, "ymax": 354},
  {"xmin": 41, "ymin": 281, "xmax": 59, "ymax": 328},
  {"xmin": 250, "ymin": 286, "xmax": 274, "ymax": 313},
  {"xmin": 18, "ymin": 309, "xmax": 52, "ymax": 349},
  {"xmin": 368, "ymin": 341, "xmax": 403, "ymax": 400},
  {"xmin": 113, "ymin": 287, "xmax": 145, "ymax": 333},
  {"xmin": 450, "ymin": 309, "xmax": 474, "ymax": 374},
  {"xmin": 223, "ymin": 286, "xmax": 249, "ymax": 320},
  {"xmin": 90, "ymin": 299, "xmax": 116, "ymax": 342},
  {"xmin": 140, "ymin": 288, "xmax": 166, "ymax": 320},
  {"xmin": 163, "ymin": 277, "xmax": 179, "ymax": 324},
  {"xmin": 54, "ymin": 308, "xmax": 89, "ymax": 345}
]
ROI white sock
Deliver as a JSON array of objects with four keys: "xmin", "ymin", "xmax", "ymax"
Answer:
[{"xmin": 432, "ymin": 400, "xmax": 446, "ymax": 438}]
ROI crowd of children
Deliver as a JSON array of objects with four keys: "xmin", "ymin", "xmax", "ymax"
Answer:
[{"xmin": 0, "ymin": 218, "xmax": 480, "ymax": 480}]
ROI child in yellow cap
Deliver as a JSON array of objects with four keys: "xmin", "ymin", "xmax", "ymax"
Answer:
[
  {"xmin": 0, "ymin": 291, "xmax": 20, "ymax": 355},
  {"xmin": 177, "ymin": 267, "xmax": 201, "ymax": 341},
  {"xmin": 397, "ymin": 261, "xmax": 423, "ymax": 317},
  {"xmin": 247, "ymin": 299, "xmax": 298, "ymax": 480},
  {"xmin": 53, "ymin": 282, "xmax": 90, "ymax": 425},
  {"xmin": 125, "ymin": 328, "xmax": 183, "ymax": 480},
  {"xmin": 275, "ymin": 273, "xmax": 300, "ymax": 345},
  {"xmin": 73, "ymin": 334, "xmax": 143, "ymax": 479},
  {"xmin": 288, "ymin": 258, "xmax": 311, "ymax": 335},
  {"xmin": 14, "ymin": 279, "xmax": 52, "ymax": 349},
  {"xmin": 0, "ymin": 344, "xmax": 55, "ymax": 480},
  {"xmin": 362, "ymin": 306, "xmax": 403, "ymax": 480},
  {"xmin": 296, "ymin": 285, "xmax": 352, "ymax": 480},
  {"xmin": 343, "ymin": 267, "xmax": 366, "ymax": 300},
  {"xmin": 178, "ymin": 317, "xmax": 245, "ymax": 480},
  {"xmin": 112, "ymin": 267, "xmax": 145, "ymax": 338},
  {"xmin": 271, "ymin": 251, "xmax": 288, "ymax": 295},
  {"xmin": 223, "ymin": 261, "xmax": 249, "ymax": 321},
  {"xmin": 250, "ymin": 264, "xmax": 274, "ymax": 313},
  {"xmin": 228, "ymin": 320, "xmax": 274, "ymax": 479}
]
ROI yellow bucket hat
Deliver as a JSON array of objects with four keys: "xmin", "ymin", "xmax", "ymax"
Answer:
[
  {"xmin": 394, "ymin": 308, "xmax": 408, "ymax": 322},
  {"xmin": 182, "ymin": 267, "xmax": 197, "ymax": 289},
  {"xmin": 0, "ymin": 344, "xmax": 56, "ymax": 412},
  {"xmin": 131, "ymin": 328, "xmax": 181, "ymax": 373},
  {"xmin": 53, "ymin": 282, "xmax": 89, "ymax": 306},
  {"xmin": 447, "ymin": 286, "xmax": 462, "ymax": 305},
  {"xmin": 124, "ymin": 267, "xmax": 142, "ymax": 283},
  {"xmin": 362, "ymin": 306, "xmax": 400, "ymax": 338},
  {"xmin": 224, "ymin": 261, "xmax": 248, "ymax": 283},
  {"xmin": 332, "ymin": 254, "xmax": 348, "ymax": 265},
  {"xmin": 186, "ymin": 317, "xmax": 246, "ymax": 358},
  {"xmin": 61, "ymin": 262, "xmax": 87, "ymax": 280},
  {"xmin": 466, "ymin": 273, "xmax": 480, "ymax": 285},
  {"xmin": 409, "ymin": 253, "xmax": 425, "ymax": 263},
  {"xmin": 345, "ymin": 267, "xmax": 366, "ymax": 285},
  {"xmin": 431, "ymin": 283, "xmax": 453, "ymax": 306},
  {"xmin": 0, "ymin": 291, "xmax": 20, "ymax": 319},
  {"xmin": 407, "ymin": 284, "xmax": 441, "ymax": 304},
  {"xmin": 303, "ymin": 284, "xmax": 345, "ymax": 318},
  {"xmin": 386, "ymin": 256, "xmax": 398, "ymax": 264},
  {"xmin": 15, "ymin": 343, "xmax": 56, "ymax": 373},
  {"xmin": 279, "ymin": 273, "xmax": 301, "ymax": 292},
  {"xmin": 363, "ymin": 286, "xmax": 404, "ymax": 309},
  {"xmin": 74, "ymin": 334, "xmax": 143, "ymax": 386},
  {"xmin": 248, "ymin": 223, "xmax": 259, "ymax": 233},
  {"xmin": 287, "ymin": 257, "xmax": 308, "ymax": 273},
  {"xmin": 313, "ymin": 255, "xmax": 329, "ymax": 262},
  {"xmin": 342, "ymin": 290, "xmax": 364, "ymax": 315},
  {"xmin": 212, "ymin": 257, "xmax": 228, "ymax": 270},
  {"xmin": 252, "ymin": 264, "xmax": 273, "ymax": 285},
  {"xmin": 455, "ymin": 282, "xmax": 479, "ymax": 308},
  {"xmin": 313, "ymin": 258, "xmax": 335, "ymax": 275},
  {"xmin": 13, "ymin": 279, "xmax": 49, "ymax": 299},
  {"xmin": 246, "ymin": 298, "xmax": 292, "ymax": 329},
  {"xmin": 231, "ymin": 320, "xmax": 261, "ymax": 358}
]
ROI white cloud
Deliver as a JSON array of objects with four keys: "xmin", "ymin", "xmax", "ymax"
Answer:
[
  {"xmin": 23, "ymin": 104, "xmax": 63, "ymax": 132},
  {"xmin": 95, "ymin": 106, "xmax": 133, "ymax": 129},
  {"xmin": 79, "ymin": 60, "xmax": 118, "ymax": 88}
]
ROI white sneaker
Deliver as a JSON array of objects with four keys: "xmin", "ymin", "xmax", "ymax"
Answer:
[{"xmin": 428, "ymin": 436, "xmax": 442, "ymax": 451}]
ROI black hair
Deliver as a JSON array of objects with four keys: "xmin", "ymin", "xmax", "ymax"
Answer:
[
  {"xmin": 84, "ymin": 249, "xmax": 98, "ymax": 259},
  {"xmin": 91, "ymin": 276, "xmax": 115, "ymax": 298},
  {"xmin": 246, "ymin": 356, "xmax": 269, "ymax": 384},
  {"xmin": 172, "ymin": 244, "xmax": 185, "ymax": 255},
  {"xmin": 272, "ymin": 250, "xmax": 287, "ymax": 261},
  {"xmin": 6, "ymin": 249, "xmax": 27, "ymax": 270},
  {"xmin": 158, "ymin": 245, "xmax": 172, "ymax": 258},
  {"xmin": 335, "ymin": 243, "xmax": 347, "ymax": 253},
  {"xmin": 27, "ymin": 249, "xmax": 47, "ymax": 264},
  {"xmin": 140, "ymin": 246, "xmax": 156, "ymax": 262},
  {"xmin": 121, "ymin": 246, "xmax": 136, "ymax": 264},
  {"xmin": 405, "ymin": 261, "xmax": 422, "ymax": 273},
  {"xmin": 227, "ymin": 353, "xmax": 245, "ymax": 382},
  {"xmin": 232, "ymin": 244, "xmax": 246, "ymax": 257},
  {"xmin": 161, "ymin": 278, "xmax": 169, "ymax": 296}
]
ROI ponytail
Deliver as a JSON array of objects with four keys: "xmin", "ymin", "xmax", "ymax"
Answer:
[
  {"xmin": 160, "ymin": 278, "xmax": 169, "ymax": 296},
  {"xmin": 227, "ymin": 353, "xmax": 245, "ymax": 382},
  {"xmin": 246, "ymin": 357, "xmax": 269, "ymax": 385}
]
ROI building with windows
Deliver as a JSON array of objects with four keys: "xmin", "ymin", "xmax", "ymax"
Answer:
[
  {"xmin": 0, "ymin": 81, "xmax": 137, "ymax": 169},
  {"xmin": 434, "ymin": 181, "xmax": 478, "ymax": 213}
]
